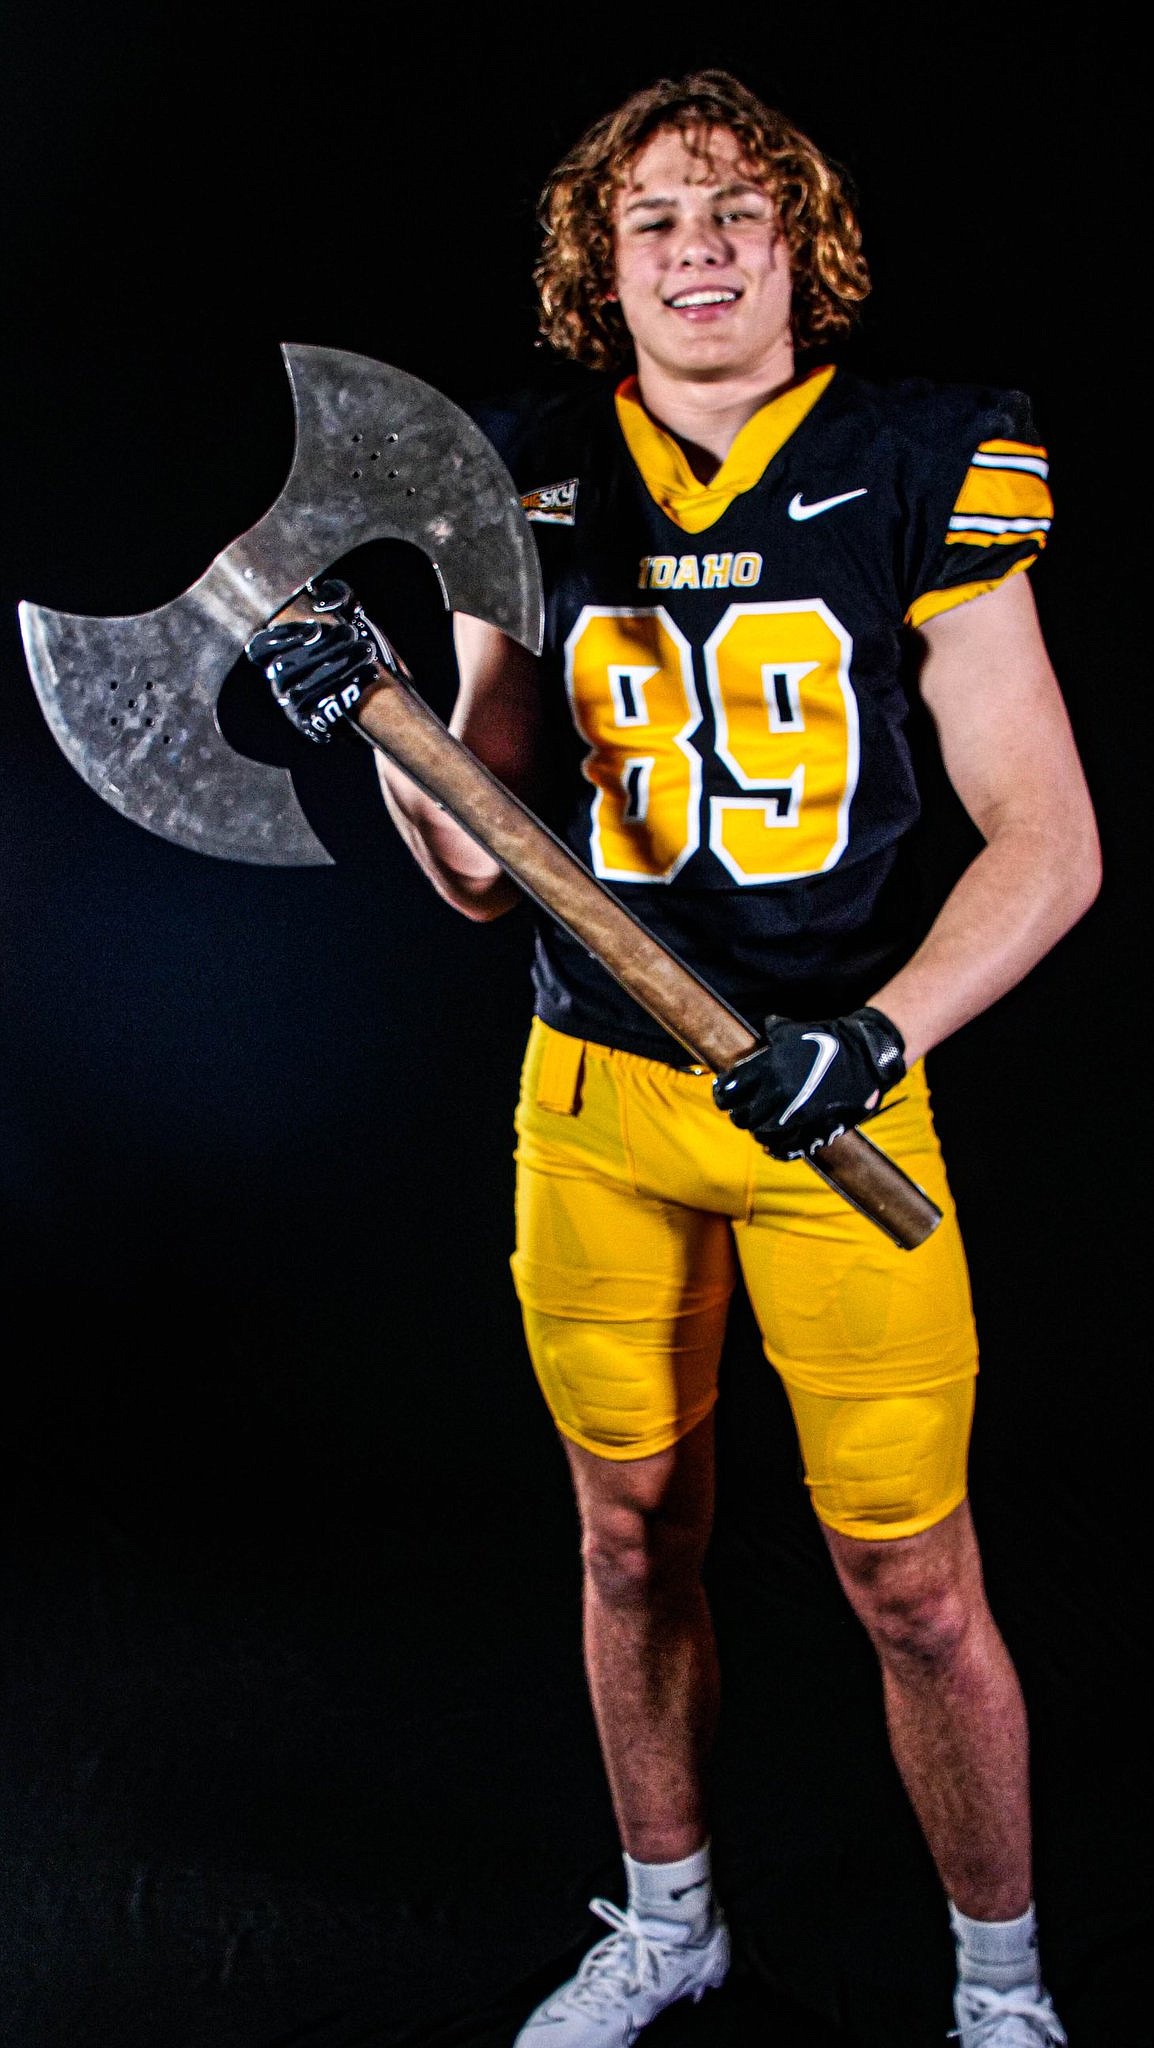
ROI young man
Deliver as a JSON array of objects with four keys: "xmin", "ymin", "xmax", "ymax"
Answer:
[{"xmin": 249, "ymin": 70, "xmax": 1098, "ymax": 2048}]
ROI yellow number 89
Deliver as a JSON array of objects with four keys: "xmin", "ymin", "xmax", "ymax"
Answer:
[{"xmin": 564, "ymin": 601, "xmax": 859, "ymax": 885}]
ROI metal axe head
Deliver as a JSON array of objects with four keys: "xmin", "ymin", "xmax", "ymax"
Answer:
[{"xmin": 18, "ymin": 344, "xmax": 544, "ymax": 865}]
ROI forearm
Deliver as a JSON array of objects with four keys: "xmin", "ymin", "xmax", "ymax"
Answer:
[
  {"xmin": 871, "ymin": 819, "xmax": 1100, "ymax": 1067},
  {"xmin": 374, "ymin": 754, "xmax": 519, "ymax": 921}
]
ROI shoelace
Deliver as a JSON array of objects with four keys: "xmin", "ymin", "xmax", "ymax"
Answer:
[
  {"xmin": 949, "ymin": 1983, "xmax": 1068, "ymax": 2045},
  {"xmin": 556, "ymin": 1898, "xmax": 685, "ymax": 2019}
]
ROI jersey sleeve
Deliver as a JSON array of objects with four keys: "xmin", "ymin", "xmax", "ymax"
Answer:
[
  {"xmin": 463, "ymin": 393, "xmax": 530, "ymax": 482},
  {"xmin": 905, "ymin": 393, "xmax": 1053, "ymax": 630},
  {"xmin": 462, "ymin": 365, "xmax": 609, "ymax": 496}
]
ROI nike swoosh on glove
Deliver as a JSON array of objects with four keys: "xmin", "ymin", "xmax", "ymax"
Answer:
[{"xmin": 713, "ymin": 1008, "xmax": 906, "ymax": 1160}]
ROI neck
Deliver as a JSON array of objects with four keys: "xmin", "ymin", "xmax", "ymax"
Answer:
[{"xmin": 634, "ymin": 343, "xmax": 797, "ymax": 480}]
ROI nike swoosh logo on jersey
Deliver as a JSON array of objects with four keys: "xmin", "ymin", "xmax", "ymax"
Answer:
[
  {"xmin": 779, "ymin": 1031, "xmax": 840, "ymax": 1125},
  {"xmin": 787, "ymin": 488, "xmax": 868, "ymax": 521}
]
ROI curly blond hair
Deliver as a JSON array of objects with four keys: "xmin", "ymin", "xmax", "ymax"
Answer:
[{"xmin": 536, "ymin": 70, "xmax": 870, "ymax": 371}]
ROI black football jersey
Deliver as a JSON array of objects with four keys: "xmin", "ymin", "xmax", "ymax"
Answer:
[{"xmin": 471, "ymin": 364, "xmax": 1051, "ymax": 1062}]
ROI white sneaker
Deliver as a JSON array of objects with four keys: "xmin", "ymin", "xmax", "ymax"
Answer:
[
  {"xmin": 951, "ymin": 1981, "xmax": 1068, "ymax": 2046},
  {"xmin": 514, "ymin": 1896, "xmax": 730, "ymax": 2044}
]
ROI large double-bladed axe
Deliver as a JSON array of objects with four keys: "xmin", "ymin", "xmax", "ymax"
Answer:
[{"xmin": 18, "ymin": 343, "xmax": 940, "ymax": 1249}]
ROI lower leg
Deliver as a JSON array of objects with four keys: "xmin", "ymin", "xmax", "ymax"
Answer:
[
  {"xmin": 567, "ymin": 1419, "xmax": 718, "ymax": 1864},
  {"xmin": 511, "ymin": 1424, "xmax": 731, "ymax": 2043},
  {"xmin": 880, "ymin": 1624, "xmax": 1031, "ymax": 1918},
  {"xmin": 828, "ymin": 1505, "xmax": 1070, "ymax": 2038},
  {"xmin": 583, "ymin": 1560, "xmax": 719, "ymax": 1862},
  {"xmin": 826, "ymin": 1503, "xmax": 1032, "ymax": 1919}
]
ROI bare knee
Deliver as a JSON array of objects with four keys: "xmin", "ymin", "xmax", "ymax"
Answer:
[
  {"xmin": 861, "ymin": 1573, "xmax": 974, "ymax": 1669},
  {"xmin": 827, "ymin": 1513, "xmax": 985, "ymax": 1670},
  {"xmin": 567, "ymin": 1427, "xmax": 715, "ymax": 1611},
  {"xmin": 581, "ymin": 1498, "xmax": 706, "ymax": 1607}
]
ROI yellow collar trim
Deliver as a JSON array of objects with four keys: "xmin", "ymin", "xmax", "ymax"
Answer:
[{"xmin": 615, "ymin": 364, "xmax": 836, "ymax": 534}]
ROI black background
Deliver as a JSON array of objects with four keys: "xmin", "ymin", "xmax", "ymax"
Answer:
[{"xmin": 1, "ymin": 9, "xmax": 1149, "ymax": 2045}]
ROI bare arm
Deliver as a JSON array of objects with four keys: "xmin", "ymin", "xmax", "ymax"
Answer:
[
  {"xmin": 374, "ymin": 614, "xmax": 545, "ymax": 922},
  {"xmin": 871, "ymin": 572, "xmax": 1101, "ymax": 1064}
]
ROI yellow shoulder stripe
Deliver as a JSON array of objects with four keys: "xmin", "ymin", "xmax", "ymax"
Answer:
[
  {"xmin": 953, "ymin": 467, "xmax": 1053, "ymax": 521},
  {"xmin": 615, "ymin": 365, "xmax": 835, "ymax": 533}
]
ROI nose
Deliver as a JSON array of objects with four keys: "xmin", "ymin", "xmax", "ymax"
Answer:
[{"xmin": 670, "ymin": 211, "xmax": 730, "ymax": 269}]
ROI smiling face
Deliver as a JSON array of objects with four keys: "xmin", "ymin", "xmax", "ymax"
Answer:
[{"xmin": 612, "ymin": 125, "xmax": 794, "ymax": 390}]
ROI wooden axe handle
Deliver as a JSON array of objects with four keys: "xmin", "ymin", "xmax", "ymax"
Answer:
[{"xmin": 285, "ymin": 617, "xmax": 941, "ymax": 1250}]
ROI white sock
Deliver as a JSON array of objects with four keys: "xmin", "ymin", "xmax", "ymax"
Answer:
[
  {"xmin": 950, "ymin": 1901, "xmax": 1041, "ymax": 1995},
  {"xmin": 624, "ymin": 1842, "xmax": 714, "ymax": 1939}
]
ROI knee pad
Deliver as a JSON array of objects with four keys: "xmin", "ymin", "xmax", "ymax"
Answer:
[
  {"xmin": 518, "ymin": 1297, "xmax": 723, "ymax": 1460},
  {"xmin": 783, "ymin": 1379, "xmax": 975, "ymax": 1540}
]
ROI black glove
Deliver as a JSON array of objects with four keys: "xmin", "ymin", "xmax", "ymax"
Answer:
[
  {"xmin": 245, "ymin": 578, "xmax": 399, "ymax": 743},
  {"xmin": 713, "ymin": 1007, "xmax": 906, "ymax": 1160}
]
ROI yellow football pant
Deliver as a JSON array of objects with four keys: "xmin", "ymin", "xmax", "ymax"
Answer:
[{"xmin": 512, "ymin": 1019, "xmax": 978, "ymax": 1541}]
